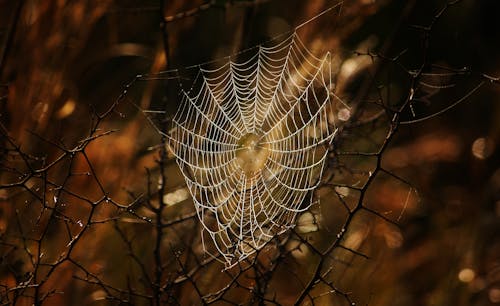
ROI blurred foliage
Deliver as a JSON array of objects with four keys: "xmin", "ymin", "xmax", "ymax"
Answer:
[{"xmin": 0, "ymin": 0, "xmax": 499, "ymax": 305}]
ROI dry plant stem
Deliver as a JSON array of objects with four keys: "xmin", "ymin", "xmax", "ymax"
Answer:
[{"xmin": 153, "ymin": 2, "xmax": 171, "ymax": 305}]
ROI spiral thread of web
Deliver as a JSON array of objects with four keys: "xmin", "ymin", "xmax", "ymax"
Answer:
[{"xmin": 168, "ymin": 33, "xmax": 339, "ymax": 265}]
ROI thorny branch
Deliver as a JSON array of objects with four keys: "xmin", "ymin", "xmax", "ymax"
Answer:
[{"xmin": 1, "ymin": 0, "xmax": 498, "ymax": 305}]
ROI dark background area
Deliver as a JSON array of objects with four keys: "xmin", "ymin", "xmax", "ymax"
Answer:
[{"xmin": 0, "ymin": 0, "xmax": 499, "ymax": 305}]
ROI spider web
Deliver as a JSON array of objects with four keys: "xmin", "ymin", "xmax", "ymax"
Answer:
[{"xmin": 168, "ymin": 32, "xmax": 340, "ymax": 265}]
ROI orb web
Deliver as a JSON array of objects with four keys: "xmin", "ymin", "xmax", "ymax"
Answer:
[{"xmin": 168, "ymin": 33, "xmax": 340, "ymax": 265}]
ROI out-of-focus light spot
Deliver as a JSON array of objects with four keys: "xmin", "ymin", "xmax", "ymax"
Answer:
[
  {"xmin": 0, "ymin": 219, "xmax": 6, "ymax": 235},
  {"xmin": 286, "ymin": 239, "xmax": 309, "ymax": 260},
  {"xmin": 343, "ymin": 228, "xmax": 368, "ymax": 251},
  {"xmin": 57, "ymin": 0, "xmax": 67, "ymax": 8},
  {"xmin": 471, "ymin": 137, "xmax": 495, "ymax": 160},
  {"xmin": 25, "ymin": 2, "xmax": 41, "ymax": 25},
  {"xmin": 56, "ymin": 99, "xmax": 76, "ymax": 119},
  {"xmin": 489, "ymin": 288, "xmax": 500, "ymax": 303},
  {"xmin": 53, "ymin": 83, "xmax": 63, "ymax": 96},
  {"xmin": 25, "ymin": 177, "xmax": 37, "ymax": 189},
  {"xmin": 305, "ymin": 125, "xmax": 321, "ymax": 138},
  {"xmin": 289, "ymin": 72, "xmax": 302, "ymax": 88},
  {"xmin": 163, "ymin": 188, "xmax": 189, "ymax": 206},
  {"xmin": 91, "ymin": 290, "xmax": 107, "ymax": 301},
  {"xmin": 32, "ymin": 102, "xmax": 48, "ymax": 121},
  {"xmin": 335, "ymin": 186, "xmax": 350, "ymax": 198},
  {"xmin": 340, "ymin": 58, "xmax": 358, "ymax": 78},
  {"xmin": 72, "ymin": 2, "xmax": 85, "ymax": 25},
  {"xmin": 458, "ymin": 268, "xmax": 475, "ymax": 283},
  {"xmin": 328, "ymin": 107, "xmax": 336, "ymax": 125},
  {"xmin": 296, "ymin": 212, "xmax": 318, "ymax": 233},
  {"xmin": 338, "ymin": 108, "xmax": 351, "ymax": 121},
  {"xmin": 384, "ymin": 229, "xmax": 403, "ymax": 248}
]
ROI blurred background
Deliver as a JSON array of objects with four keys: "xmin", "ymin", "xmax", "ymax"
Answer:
[{"xmin": 0, "ymin": 0, "xmax": 499, "ymax": 305}]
